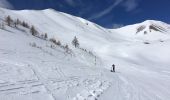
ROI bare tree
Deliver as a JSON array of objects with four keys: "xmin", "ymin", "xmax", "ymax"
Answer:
[
  {"xmin": 44, "ymin": 33, "xmax": 48, "ymax": 39},
  {"xmin": 0, "ymin": 22, "xmax": 5, "ymax": 29},
  {"xmin": 30, "ymin": 25, "xmax": 38, "ymax": 36},
  {"xmin": 5, "ymin": 15, "xmax": 13, "ymax": 26},
  {"xmin": 49, "ymin": 38, "xmax": 57, "ymax": 44},
  {"xmin": 72, "ymin": 36, "xmax": 79, "ymax": 48},
  {"xmin": 56, "ymin": 41, "xmax": 61, "ymax": 46},
  {"xmin": 14, "ymin": 21, "xmax": 17, "ymax": 27},
  {"xmin": 22, "ymin": 21, "xmax": 30, "ymax": 28},
  {"xmin": 16, "ymin": 19, "xmax": 21, "ymax": 25},
  {"xmin": 65, "ymin": 44, "xmax": 69, "ymax": 53}
]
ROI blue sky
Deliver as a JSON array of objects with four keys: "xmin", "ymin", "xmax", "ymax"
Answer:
[{"xmin": 4, "ymin": 0, "xmax": 170, "ymax": 28}]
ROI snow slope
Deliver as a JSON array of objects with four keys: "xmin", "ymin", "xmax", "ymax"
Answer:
[
  {"xmin": 0, "ymin": 7, "xmax": 170, "ymax": 100},
  {"xmin": 0, "ymin": 17, "xmax": 112, "ymax": 100},
  {"xmin": 0, "ymin": 8, "xmax": 123, "ymax": 48},
  {"xmin": 111, "ymin": 20, "xmax": 170, "ymax": 41}
]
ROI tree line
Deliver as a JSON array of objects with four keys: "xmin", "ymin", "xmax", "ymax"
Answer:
[{"xmin": 1, "ymin": 15, "xmax": 96, "ymax": 57}]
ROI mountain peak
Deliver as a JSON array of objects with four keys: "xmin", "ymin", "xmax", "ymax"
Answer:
[
  {"xmin": 111, "ymin": 20, "xmax": 170, "ymax": 41},
  {"xmin": 136, "ymin": 20, "xmax": 170, "ymax": 34}
]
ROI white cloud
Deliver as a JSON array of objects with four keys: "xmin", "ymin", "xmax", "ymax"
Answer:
[
  {"xmin": 0, "ymin": 0, "xmax": 13, "ymax": 9},
  {"xmin": 88, "ymin": 0, "xmax": 140, "ymax": 20},
  {"xmin": 122, "ymin": 0, "xmax": 140, "ymax": 12},
  {"xmin": 88, "ymin": 0, "xmax": 123, "ymax": 20},
  {"xmin": 64, "ymin": 0, "xmax": 76, "ymax": 6},
  {"xmin": 112, "ymin": 23, "xmax": 124, "ymax": 29}
]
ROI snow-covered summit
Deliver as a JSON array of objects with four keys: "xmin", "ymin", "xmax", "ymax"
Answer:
[
  {"xmin": 110, "ymin": 20, "xmax": 170, "ymax": 41},
  {"xmin": 136, "ymin": 20, "xmax": 170, "ymax": 33}
]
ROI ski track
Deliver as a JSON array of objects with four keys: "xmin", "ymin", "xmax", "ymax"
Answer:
[
  {"xmin": 1, "ymin": 58, "xmax": 168, "ymax": 100},
  {"xmin": 1, "ymin": 48, "xmax": 170, "ymax": 100},
  {"xmin": 0, "ymin": 60, "xmax": 111, "ymax": 100},
  {"xmin": 71, "ymin": 80, "xmax": 111, "ymax": 100}
]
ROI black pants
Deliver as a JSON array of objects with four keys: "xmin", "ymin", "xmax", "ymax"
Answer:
[{"xmin": 112, "ymin": 67, "xmax": 115, "ymax": 72}]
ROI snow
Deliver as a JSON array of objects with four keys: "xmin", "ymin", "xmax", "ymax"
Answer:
[
  {"xmin": 0, "ymin": 0, "xmax": 13, "ymax": 9},
  {"xmin": 0, "ymin": 7, "xmax": 170, "ymax": 100},
  {"xmin": 111, "ymin": 20, "xmax": 170, "ymax": 41}
]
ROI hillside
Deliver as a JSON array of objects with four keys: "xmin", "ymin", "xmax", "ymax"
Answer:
[
  {"xmin": 0, "ymin": 7, "xmax": 170, "ymax": 100},
  {"xmin": 111, "ymin": 20, "xmax": 170, "ymax": 41}
]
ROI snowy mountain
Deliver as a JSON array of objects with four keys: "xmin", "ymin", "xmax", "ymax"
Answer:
[
  {"xmin": 0, "ymin": 7, "xmax": 170, "ymax": 100},
  {"xmin": 0, "ymin": 0, "xmax": 13, "ymax": 9},
  {"xmin": 111, "ymin": 20, "xmax": 170, "ymax": 41}
]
